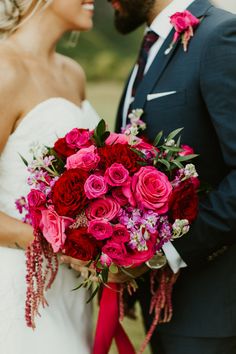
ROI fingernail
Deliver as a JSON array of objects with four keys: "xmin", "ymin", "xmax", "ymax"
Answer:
[{"xmin": 60, "ymin": 256, "xmax": 65, "ymax": 263}]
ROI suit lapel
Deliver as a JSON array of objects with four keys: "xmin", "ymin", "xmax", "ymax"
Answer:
[{"xmin": 132, "ymin": 0, "xmax": 212, "ymax": 110}]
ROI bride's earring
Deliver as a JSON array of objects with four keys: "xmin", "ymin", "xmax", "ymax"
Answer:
[{"xmin": 67, "ymin": 31, "xmax": 80, "ymax": 48}]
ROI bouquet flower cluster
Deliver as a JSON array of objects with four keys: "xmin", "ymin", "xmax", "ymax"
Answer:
[{"xmin": 17, "ymin": 110, "xmax": 199, "ymax": 352}]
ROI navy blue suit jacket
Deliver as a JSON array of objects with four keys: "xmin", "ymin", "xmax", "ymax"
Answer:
[{"xmin": 116, "ymin": 0, "xmax": 236, "ymax": 338}]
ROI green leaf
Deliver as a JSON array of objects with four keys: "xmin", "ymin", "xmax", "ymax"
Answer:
[
  {"xmin": 171, "ymin": 160, "xmax": 184, "ymax": 169},
  {"xmin": 166, "ymin": 128, "xmax": 184, "ymax": 141},
  {"xmin": 153, "ymin": 131, "xmax": 163, "ymax": 146},
  {"xmin": 130, "ymin": 148, "xmax": 146, "ymax": 159},
  {"xmin": 162, "ymin": 145, "xmax": 182, "ymax": 152},
  {"xmin": 176, "ymin": 154, "xmax": 198, "ymax": 162},
  {"xmin": 109, "ymin": 264, "xmax": 119, "ymax": 274},
  {"xmin": 102, "ymin": 131, "xmax": 110, "ymax": 142},
  {"xmin": 101, "ymin": 268, "xmax": 109, "ymax": 283},
  {"xmin": 96, "ymin": 119, "xmax": 106, "ymax": 137},
  {"xmin": 158, "ymin": 159, "xmax": 171, "ymax": 170},
  {"xmin": 86, "ymin": 285, "xmax": 100, "ymax": 303},
  {"xmin": 72, "ymin": 282, "xmax": 85, "ymax": 291},
  {"xmin": 176, "ymin": 136, "xmax": 181, "ymax": 148},
  {"xmin": 18, "ymin": 153, "xmax": 29, "ymax": 167}
]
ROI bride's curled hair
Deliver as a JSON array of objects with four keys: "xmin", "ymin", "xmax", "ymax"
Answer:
[{"xmin": 0, "ymin": 0, "xmax": 48, "ymax": 38}]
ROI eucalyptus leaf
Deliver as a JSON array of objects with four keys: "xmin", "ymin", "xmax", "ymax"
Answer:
[
  {"xmin": 109, "ymin": 264, "xmax": 119, "ymax": 274},
  {"xmin": 176, "ymin": 154, "xmax": 198, "ymax": 162}
]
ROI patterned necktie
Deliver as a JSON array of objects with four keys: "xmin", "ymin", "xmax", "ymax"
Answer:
[{"xmin": 132, "ymin": 30, "xmax": 159, "ymax": 97}]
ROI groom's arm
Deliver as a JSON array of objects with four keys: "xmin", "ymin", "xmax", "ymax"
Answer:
[{"xmin": 173, "ymin": 17, "xmax": 236, "ymax": 267}]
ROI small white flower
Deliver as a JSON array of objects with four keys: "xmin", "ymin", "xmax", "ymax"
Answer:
[{"xmin": 172, "ymin": 219, "xmax": 190, "ymax": 239}]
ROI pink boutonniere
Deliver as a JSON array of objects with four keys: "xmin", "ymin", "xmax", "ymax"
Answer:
[{"xmin": 165, "ymin": 10, "xmax": 201, "ymax": 55}]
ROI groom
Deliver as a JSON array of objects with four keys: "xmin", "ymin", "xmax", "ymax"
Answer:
[{"xmin": 108, "ymin": 0, "xmax": 236, "ymax": 353}]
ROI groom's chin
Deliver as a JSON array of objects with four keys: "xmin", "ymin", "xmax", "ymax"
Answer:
[{"xmin": 114, "ymin": 14, "xmax": 144, "ymax": 34}]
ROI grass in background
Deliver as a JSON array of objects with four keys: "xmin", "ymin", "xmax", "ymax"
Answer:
[{"xmin": 88, "ymin": 81, "xmax": 151, "ymax": 354}]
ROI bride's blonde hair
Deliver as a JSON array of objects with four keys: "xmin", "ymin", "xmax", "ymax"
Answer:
[{"xmin": 0, "ymin": 0, "xmax": 51, "ymax": 38}]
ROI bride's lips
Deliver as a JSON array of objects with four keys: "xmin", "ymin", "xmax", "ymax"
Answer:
[{"xmin": 82, "ymin": 1, "xmax": 95, "ymax": 11}]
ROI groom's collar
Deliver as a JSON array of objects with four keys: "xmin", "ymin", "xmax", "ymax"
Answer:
[{"xmin": 148, "ymin": 0, "xmax": 195, "ymax": 40}]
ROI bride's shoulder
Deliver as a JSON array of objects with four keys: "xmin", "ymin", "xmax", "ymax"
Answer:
[{"xmin": 57, "ymin": 53, "xmax": 86, "ymax": 98}]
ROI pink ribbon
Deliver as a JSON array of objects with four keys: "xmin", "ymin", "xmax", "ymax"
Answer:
[{"xmin": 93, "ymin": 282, "xmax": 135, "ymax": 354}]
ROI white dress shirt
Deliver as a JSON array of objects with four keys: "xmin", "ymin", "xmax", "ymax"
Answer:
[{"xmin": 123, "ymin": 0, "xmax": 195, "ymax": 273}]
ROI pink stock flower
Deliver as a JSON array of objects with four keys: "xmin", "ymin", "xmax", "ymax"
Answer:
[
  {"xmin": 179, "ymin": 144, "xmax": 194, "ymax": 156},
  {"xmin": 84, "ymin": 175, "xmax": 108, "ymax": 199},
  {"xmin": 104, "ymin": 163, "xmax": 130, "ymax": 187},
  {"xmin": 100, "ymin": 253, "xmax": 112, "ymax": 267},
  {"xmin": 126, "ymin": 232, "xmax": 158, "ymax": 267},
  {"xmin": 112, "ymin": 224, "xmax": 130, "ymax": 243},
  {"xmin": 111, "ymin": 187, "xmax": 129, "ymax": 207},
  {"xmin": 88, "ymin": 220, "xmax": 113, "ymax": 240},
  {"xmin": 66, "ymin": 145, "xmax": 100, "ymax": 171},
  {"xmin": 86, "ymin": 197, "xmax": 120, "ymax": 221},
  {"xmin": 132, "ymin": 166, "xmax": 172, "ymax": 213},
  {"xmin": 105, "ymin": 133, "xmax": 129, "ymax": 145},
  {"xmin": 65, "ymin": 128, "xmax": 91, "ymax": 149},
  {"xmin": 40, "ymin": 207, "xmax": 73, "ymax": 252}
]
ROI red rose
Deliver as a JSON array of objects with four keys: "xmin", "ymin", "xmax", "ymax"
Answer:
[
  {"xmin": 52, "ymin": 169, "xmax": 88, "ymax": 217},
  {"xmin": 169, "ymin": 178, "xmax": 199, "ymax": 223},
  {"xmin": 63, "ymin": 227, "xmax": 101, "ymax": 261},
  {"xmin": 98, "ymin": 143, "xmax": 142, "ymax": 174},
  {"xmin": 54, "ymin": 137, "xmax": 76, "ymax": 159}
]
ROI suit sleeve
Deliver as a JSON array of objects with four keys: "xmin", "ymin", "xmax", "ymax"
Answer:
[{"xmin": 174, "ymin": 18, "xmax": 236, "ymax": 267}]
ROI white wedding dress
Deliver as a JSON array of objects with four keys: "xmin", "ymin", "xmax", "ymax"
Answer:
[{"xmin": 0, "ymin": 98, "xmax": 100, "ymax": 354}]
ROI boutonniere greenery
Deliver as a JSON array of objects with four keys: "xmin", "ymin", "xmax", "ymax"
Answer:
[{"xmin": 165, "ymin": 10, "xmax": 202, "ymax": 55}]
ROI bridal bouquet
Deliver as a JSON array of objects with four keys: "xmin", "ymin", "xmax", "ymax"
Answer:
[{"xmin": 16, "ymin": 110, "xmax": 199, "ymax": 352}]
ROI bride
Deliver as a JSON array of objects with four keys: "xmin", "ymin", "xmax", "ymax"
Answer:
[{"xmin": 0, "ymin": 0, "xmax": 99, "ymax": 353}]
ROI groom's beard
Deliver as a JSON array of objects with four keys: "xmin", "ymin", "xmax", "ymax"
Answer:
[{"xmin": 111, "ymin": 0, "xmax": 156, "ymax": 34}]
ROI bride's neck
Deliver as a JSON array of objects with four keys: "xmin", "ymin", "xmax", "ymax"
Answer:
[{"xmin": 8, "ymin": 10, "xmax": 67, "ymax": 61}]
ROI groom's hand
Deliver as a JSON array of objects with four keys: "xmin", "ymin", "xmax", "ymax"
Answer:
[{"xmin": 108, "ymin": 264, "xmax": 149, "ymax": 283}]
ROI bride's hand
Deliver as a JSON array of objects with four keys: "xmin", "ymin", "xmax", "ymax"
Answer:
[{"xmin": 60, "ymin": 255, "xmax": 98, "ymax": 280}]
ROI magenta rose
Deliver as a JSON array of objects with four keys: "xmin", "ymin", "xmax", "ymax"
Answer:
[
  {"xmin": 88, "ymin": 220, "xmax": 113, "ymax": 240},
  {"xmin": 102, "ymin": 241, "xmax": 129, "ymax": 267},
  {"xmin": 170, "ymin": 10, "xmax": 200, "ymax": 33},
  {"xmin": 40, "ymin": 207, "xmax": 73, "ymax": 252},
  {"xmin": 132, "ymin": 166, "xmax": 172, "ymax": 213},
  {"xmin": 112, "ymin": 187, "xmax": 129, "ymax": 207},
  {"xmin": 126, "ymin": 232, "xmax": 158, "ymax": 267},
  {"xmin": 104, "ymin": 163, "xmax": 130, "ymax": 187},
  {"xmin": 86, "ymin": 197, "xmax": 120, "ymax": 221},
  {"xmin": 65, "ymin": 128, "xmax": 91, "ymax": 149},
  {"xmin": 27, "ymin": 190, "xmax": 47, "ymax": 228},
  {"xmin": 179, "ymin": 144, "xmax": 194, "ymax": 156},
  {"xmin": 112, "ymin": 224, "xmax": 130, "ymax": 243},
  {"xmin": 66, "ymin": 145, "xmax": 100, "ymax": 171},
  {"xmin": 105, "ymin": 133, "xmax": 129, "ymax": 145},
  {"xmin": 84, "ymin": 175, "xmax": 108, "ymax": 199}
]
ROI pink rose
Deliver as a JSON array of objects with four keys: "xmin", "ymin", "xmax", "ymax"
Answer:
[
  {"xmin": 86, "ymin": 197, "xmax": 120, "ymax": 221},
  {"xmin": 112, "ymin": 224, "xmax": 130, "ymax": 243},
  {"xmin": 104, "ymin": 163, "xmax": 130, "ymax": 187},
  {"xmin": 112, "ymin": 187, "xmax": 129, "ymax": 207},
  {"xmin": 88, "ymin": 220, "xmax": 113, "ymax": 240},
  {"xmin": 170, "ymin": 10, "xmax": 200, "ymax": 34},
  {"xmin": 40, "ymin": 207, "xmax": 73, "ymax": 252},
  {"xmin": 66, "ymin": 145, "xmax": 100, "ymax": 171},
  {"xmin": 102, "ymin": 241, "xmax": 129, "ymax": 267},
  {"xmin": 65, "ymin": 128, "xmax": 91, "ymax": 149},
  {"xmin": 105, "ymin": 133, "xmax": 129, "ymax": 145},
  {"xmin": 100, "ymin": 253, "xmax": 112, "ymax": 267},
  {"xmin": 179, "ymin": 144, "xmax": 194, "ymax": 156},
  {"xmin": 122, "ymin": 182, "xmax": 136, "ymax": 207},
  {"xmin": 132, "ymin": 166, "xmax": 172, "ymax": 213},
  {"xmin": 84, "ymin": 175, "xmax": 108, "ymax": 199}
]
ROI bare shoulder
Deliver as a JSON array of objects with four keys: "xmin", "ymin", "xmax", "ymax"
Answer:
[
  {"xmin": 57, "ymin": 53, "xmax": 86, "ymax": 99},
  {"xmin": 0, "ymin": 44, "xmax": 27, "ymax": 152}
]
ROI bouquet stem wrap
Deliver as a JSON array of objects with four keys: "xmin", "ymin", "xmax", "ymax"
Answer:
[{"xmin": 93, "ymin": 282, "xmax": 135, "ymax": 354}]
